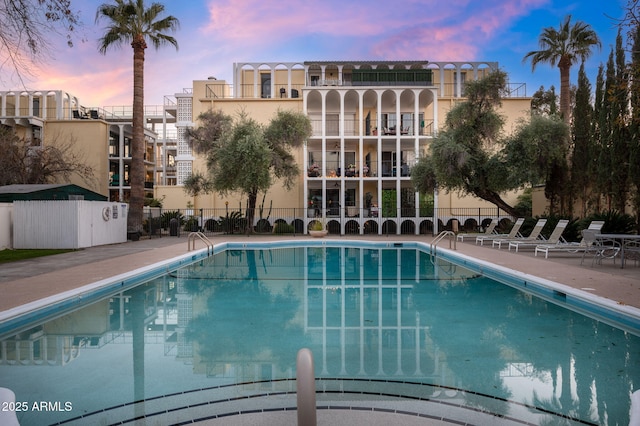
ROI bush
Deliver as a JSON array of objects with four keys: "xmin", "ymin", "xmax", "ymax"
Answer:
[
  {"xmin": 204, "ymin": 218, "xmax": 221, "ymax": 232},
  {"xmin": 184, "ymin": 217, "xmax": 199, "ymax": 232},
  {"xmin": 274, "ymin": 222, "xmax": 295, "ymax": 234},
  {"xmin": 585, "ymin": 210, "xmax": 637, "ymax": 234},
  {"xmin": 310, "ymin": 220, "xmax": 324, "ymax": 231},
  {"xmin": 143, "ymin": 217, "xmax": 162, "ymax": 234},
  {"xmin": 161, "ymin": 211, "xmax": 185, "ymax": 228},
  {"xmin": 218, "ymin": 211, "xmax": 245, "ymax": 234},
  {"xmin": 255, "ymin": 218, "xmax": 273, "ymax": 233}
]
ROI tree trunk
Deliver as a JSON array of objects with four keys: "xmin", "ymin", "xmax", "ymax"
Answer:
[
  {"xmin": 476, "ymin": 189, "xmax": 519, "ymax": 217},
  {"xmin": 128, "ymin": 36, "xmax": 147, "ymax": 234},
  {"xmin": 558, "ymin": 59, "xmax": 572, "ymax": 213},
  {"xmin": 246, "ymin": 190, "xmax": 258, "ymax": 234},
  {"xmin": 559, "ymin": 59, "xmax": 571, "ymax": 125}
]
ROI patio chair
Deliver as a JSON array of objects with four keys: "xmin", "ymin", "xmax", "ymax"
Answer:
[
  {"xmin": 534, "ymin": 221, "xmax": 605, "ymax": 258},
  {"xmin": 476, "ymin": 218, "xmax": 524, "ymax": 246},
  {"xmin": 624, "ymin": 239, "xmax": 640, "ymax": 267},
  {"xmin": 492, "ymin": 218, "xmax": 547, "ymax": 249},
  {"xmin": 580, "ymin": 229, "xmax": 621, "ymax": 266},
  {"xmin": 509, "ymin": 219, "xmax": 569, "ymax": 252},
  {"xmin": 457, "ymin": 218, "xmax": 499, "ymax": 242}
]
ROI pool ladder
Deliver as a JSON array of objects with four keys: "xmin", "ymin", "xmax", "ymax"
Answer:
[
  {"xmin": 187, "ymin": 232, "xmax": 213, "ymax": 255},
  {"xmin": 431, "ymin": 230, "xmax": 457, "ymax": 256}
]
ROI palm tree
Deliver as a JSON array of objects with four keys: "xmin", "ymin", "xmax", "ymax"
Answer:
[
  {"xmin": 523, "ymin": 15, "xmax": 601, "ymax": 124},
  {"xmin": 96, "ymin": 0, "xmax": 179, "ymax": 236}
]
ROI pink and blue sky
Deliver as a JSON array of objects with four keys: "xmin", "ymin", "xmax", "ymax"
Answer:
[{"xmin": 1, "ymin": 0, "xmax": 631, "ymax": 107}]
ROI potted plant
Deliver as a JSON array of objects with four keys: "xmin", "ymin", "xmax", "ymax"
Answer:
[{"xmin": 309, "ymin": 219, "xmax": 327, "ymax": 237}]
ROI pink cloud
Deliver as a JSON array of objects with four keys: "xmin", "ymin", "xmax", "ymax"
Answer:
[
  {"xmin": 202, "ymin": 0, "xmax": 549, "ymax": 61},
  {"xmin": 370, "ymin": 0, "xmax": 549, "ymax": 60}
]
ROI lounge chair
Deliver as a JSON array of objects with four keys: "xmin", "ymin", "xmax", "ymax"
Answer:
[
  {"xmin": 492, "ymin": 218, "xmax": 547, "ymax": 249},
  {"xmin": 509, "ymin": 219, "xmax": 569, "ymax": 252},
  {"xmin": 457, "ymin": 218, "xmax": 499, "ymax": 242},
  {"xmin": 476, "ymin": 218, "xmax": 524, "ymax": 246},
  {"xmin": 534, "ymin": 221, "xmax": 605, "ymax": 258}
]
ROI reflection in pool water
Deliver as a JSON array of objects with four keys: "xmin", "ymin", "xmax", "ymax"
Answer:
[{"xmin": 0, "ymin": 245, "xmax": 638, "ymax": 425}]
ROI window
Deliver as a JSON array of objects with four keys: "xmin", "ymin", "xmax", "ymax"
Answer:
[
  {"xmin": 31, "ymin": 126, "xmax": 42, "ymax": 146},
  {"xmin": 109, "ymin": 132, "xmax": 119, "ymax": 156},
  {"xmin": 261, "ymin": 73, "xmax": 271, "ymax": 98},
  {"xmin": 454, "ymin": 71, "xmax": 467, "ymax": 97},
  {"xmin": 381, "ymin": 114, "xmax": 396, "ymax": 133}
]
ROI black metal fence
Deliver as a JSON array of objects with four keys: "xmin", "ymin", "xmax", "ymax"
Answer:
[{"xmin": 133, "ymin": 207, "xmax": 514, "ymax": 239}]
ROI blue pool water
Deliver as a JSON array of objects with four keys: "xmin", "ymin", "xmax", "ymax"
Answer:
[{"xmin": 0, "ymin": 241, "xmax": 639, "ymax": 425}]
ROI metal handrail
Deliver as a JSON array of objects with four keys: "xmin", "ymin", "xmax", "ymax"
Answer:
[
  {"xmin": 431, "ymin": 230, "xmax": 456, "ymax": 256},
  {"xmin": 296, "ymin": 348, "xmax": 317, "ymax": 426},
  {"xmin": 188, "ymin": 232, "xmax": 213, "ymax": 255}
]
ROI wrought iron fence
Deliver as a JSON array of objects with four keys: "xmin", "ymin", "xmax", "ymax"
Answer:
[{"xmin": 133, "ymin": 207, "xmax": 514, "ymax": 239}]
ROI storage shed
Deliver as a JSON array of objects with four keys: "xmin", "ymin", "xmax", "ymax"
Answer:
[
  {"xmin": 12, "ymin": 200, "xmax": 128, "ymax": 249},
  {"xmin": 0, "ymin": 184, "xmax": 107, "ymax": 202}
]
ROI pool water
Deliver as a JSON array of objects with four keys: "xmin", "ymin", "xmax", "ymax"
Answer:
[{"xmin": 1, "ymin": 245, "xmax": 639, "ymax": 425}]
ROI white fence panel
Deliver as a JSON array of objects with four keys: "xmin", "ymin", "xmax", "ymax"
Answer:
[
  {"xmin": 13, "ymin": 201, "xmax": 128, "ymax": 249},
  {"xmin": 0, "ymin": 203, "xmax": 12, "ymax": 250}
]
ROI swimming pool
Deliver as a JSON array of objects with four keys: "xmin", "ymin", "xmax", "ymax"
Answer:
[{"xmin": 1, "ymin": 240, "xmax": 639, "ymax": 425}]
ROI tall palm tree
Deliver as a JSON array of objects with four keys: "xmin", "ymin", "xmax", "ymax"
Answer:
[
  {"xmin": 96, "ymin": 0, "xmax": 179, "ymax": 235},
  {"xmin": 523, "ymin": 15, "xmax": 601, "ymax": 124}
]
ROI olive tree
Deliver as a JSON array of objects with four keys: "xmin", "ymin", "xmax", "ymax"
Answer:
[
  {"xmin": 186, "ymin": 109, "xmax": 312, "ymax": 233},
  {"xmin": 411, "ymin": 71, "xmax": 518, "ymax": 216}
]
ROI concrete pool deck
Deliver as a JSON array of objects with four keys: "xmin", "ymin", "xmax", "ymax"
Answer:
[
  {"xmin": 1, "ymin": 234, "xmax": 639, "ymax": 426},
  {"xmin": 1, "ymin": 233, "xmax": 639, "ymax": 313}
]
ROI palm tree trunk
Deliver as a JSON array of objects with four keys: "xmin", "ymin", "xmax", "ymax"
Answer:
[
  {"xmin": 128, "ymin": 36, "xmax": 147, "ymax": 234},
  {"xmin": 559, "ymin": 60, "xmax": 571, "ymax": 125},
  {"xmin": 558, "ymin": 60, "xmax": 572, "ymax": 214}
]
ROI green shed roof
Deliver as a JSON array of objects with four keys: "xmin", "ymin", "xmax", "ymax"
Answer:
[{"xmin": 0, "ymin": 184, "xmax": 107, "ymax": 202}]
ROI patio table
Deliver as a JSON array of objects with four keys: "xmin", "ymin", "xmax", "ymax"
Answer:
[{"xmin": 596, "ymin": 234, "xmax": 640, "ymax": 269}]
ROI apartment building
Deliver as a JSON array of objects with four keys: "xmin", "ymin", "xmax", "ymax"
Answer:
[
  {"xmin": 156, "ymin": 60, "xmax": 531, "ymax": 234},
  {"xmin": 0, "ymin": 90, "xmax": 158, "ymax": 203},
  {"xmin": 0, "ymin": 61, "xmax": 531, "ymax": 235}
]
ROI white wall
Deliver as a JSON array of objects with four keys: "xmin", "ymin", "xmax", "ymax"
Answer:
[
  {"xmin": 13, "ymin": 201, "xmax": 128, "ymax": 249},
  {"xmin": 0, "ymin": 204, "xmax": 12, "ymax": 250}
]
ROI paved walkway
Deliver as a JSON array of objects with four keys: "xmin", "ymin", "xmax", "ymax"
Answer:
[{"xmin": 1, "ymin": 234, "xmax": 639, "ymax": 313}]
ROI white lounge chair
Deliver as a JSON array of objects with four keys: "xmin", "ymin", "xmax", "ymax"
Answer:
[
  {"xmin": 492, "ymin": 218, "xmax": 547, "ymax": 249},
  {"xmin": 457, "ymin": 218, "xmax": 499, "ymax": 242},
  {"xmin": 509, "ymin": 219, "xmax": 569, "ymax": 252},
  {"xmin": 476, "ymin": 218, "xmax": 524, "ymax": 246},
  {"xmin": 534, "ymin": 221, "xmax": 605, "ymax": 258}
]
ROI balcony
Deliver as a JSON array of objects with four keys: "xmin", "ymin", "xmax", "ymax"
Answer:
[{"xmin": 308, "ymin": 118, "xmax": 434, "ymax": 137}]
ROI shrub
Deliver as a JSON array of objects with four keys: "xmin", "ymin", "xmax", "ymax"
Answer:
[
  {"xmin": 274, "ymin": 222, "xmax": 295, "ymax": 234},
  {"xmin": 143, "ymin": 217, "xmax": 162, "ymax": 234},
  {"xmin": 161, "ymin": 211, "xmax": 185, "ymax": 228},
  {"xmin": 310, "ymin": 220, "xmax": 324, "ymax": 231},
  {"xmin": 184, "ymin": 217, "xmax": 200, "ymax": 232},
  {"xmin": 585, "ymin": 210, "xmax": 637, "ymax": 234},
  {"xmin": 255, "ymin": 218, "xmax": 273, "ymax": 233},
  {"xmin": 218, "ymin": 211, "xmax": 245, "ymax": 234}
]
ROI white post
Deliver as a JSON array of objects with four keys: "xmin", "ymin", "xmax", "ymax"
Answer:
[{"xmin": 296, "ymin": 348, "xmax": 317, "ymax": 426}]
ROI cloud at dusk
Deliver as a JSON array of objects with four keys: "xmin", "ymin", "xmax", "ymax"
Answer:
[{"xmin": 0, "ymin": 0, "xmax": 625, "ymax": 107}]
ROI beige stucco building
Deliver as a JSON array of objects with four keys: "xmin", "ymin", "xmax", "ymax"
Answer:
[
  {"xmin": 0, "ymin": 90, "xmax": 158, "ymax": 203},
  {"xmin": 155, "ymin": 60, "xmax": 531, "ymax": 234},
  {"xmin": 0, "ymin": 60, "xmax": 533, "ymax": 235}
]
